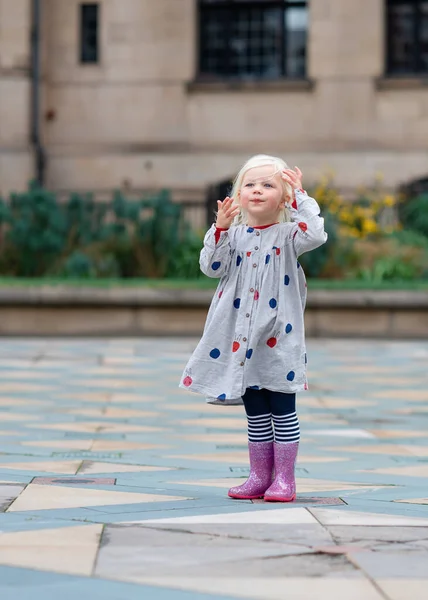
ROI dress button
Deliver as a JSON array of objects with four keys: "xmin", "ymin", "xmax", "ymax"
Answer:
[
  {"xmin": 256, "ymin": 231, "xmax": 260, "ymax": 236},
  {"xmin": 240, "ymin": 361, "xmax": 245, "ymax": 366},
  {"xmin": 243, "ymin": 337, "xmax": 247, "ymax": 342},
  {"xmin": 250, "ymin": 288, "xmax": 254, "ymax": 293},
  {"xmin": 255, "ymin": 246, "xmax": 259, "ymax": 250},
  {"xmin": 253, "ymin": 263, "xmax": 257, "ymax": 268},
  {"xmin": 246, "ymin": 313, "xmax": 250, "ymax": 317}
]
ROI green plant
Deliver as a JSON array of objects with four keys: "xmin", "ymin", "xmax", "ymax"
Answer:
[
  {"xmin": 0, "ymin": 184, "xmax": 199, "ymax": 279},
  {"xmin": 166, "ymin": 228, "xmax": 204, "ymax": 279},
  {"xmin": 390, "ymin": 229, "xmax": 428, "ymax": 249},
  {"xmin": 351, "ymin": 238, "xmax": 428, "ymax": 282},
  {"xmin": 398, "ymin": 194, "xmax": 428, "ymax": 237}
]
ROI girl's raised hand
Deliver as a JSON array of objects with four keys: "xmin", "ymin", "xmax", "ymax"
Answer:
[
  {"xmin": 216, "ymin": 196, "xmax": 240, "ymax": 229},
  {"xmin": 282, "ymin": 166, "xmax": 303, "ymax": 191}
]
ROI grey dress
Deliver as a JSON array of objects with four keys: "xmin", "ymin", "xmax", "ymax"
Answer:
[{"xmin": 179, "ymin": 189, "xmax": 328, "ymax": 405}]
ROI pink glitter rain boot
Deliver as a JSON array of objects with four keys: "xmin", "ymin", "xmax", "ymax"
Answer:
[
  {"xmin": 228, "ymin": 441, "xmax": 274, "ymax": 500},
  {"xmin": 263, "ymin": 442, "xmax": 298, "ymax": 502}
]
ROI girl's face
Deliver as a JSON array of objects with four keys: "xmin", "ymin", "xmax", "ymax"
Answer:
[{"xmin": 239, "ymin": 165, "xmax": 286, "ymax": 226}]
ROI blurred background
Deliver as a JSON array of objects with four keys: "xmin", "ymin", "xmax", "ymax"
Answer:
[{"xmin": 0, "ymin": 0, "xmax": 427, "ymax": 289}]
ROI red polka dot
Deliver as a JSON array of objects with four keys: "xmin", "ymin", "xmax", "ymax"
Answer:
[
  {"xmin": 254, "ymin": 290, "xmax": 260, "ymax": 300},
  {"xmin": 247, "ymin": 251, "xmax": 251, "ymax": 257},
  {"xmin": 298, "ymin": 222, "xmax": 308, "ymax": 232},
  {"xmin": 232, "ymin": 341, "xmax": 240, "ymax": 352},
  {"xmin": 291, "ymin": 199, "xmax": 298, "ymax": 209},
  {"xmin": 275, "ymin": 248, "xmax": 280, "ymax": 255},
  {"xmin": 266, "ymin": 337, "xmax": 277, "ymax": 348},
  {"xmin": 183, "ymin": 376, "xmax": 192, "ymax": 387},
  {"xmin": 219, "ymin": 290, "xmax": 223, "ymax": 298}
]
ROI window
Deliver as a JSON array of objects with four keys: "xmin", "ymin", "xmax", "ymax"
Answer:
[
  {"xmin": 198, "ymin": 0, "xmax": 308, "ymax": 80},
  {"xmin": 386, "ymin": 0, "xmax": 428, "ymax": 74},
  {"xmin": 80, "ymin": 3, "xmax": 99, "ymax": 64}
]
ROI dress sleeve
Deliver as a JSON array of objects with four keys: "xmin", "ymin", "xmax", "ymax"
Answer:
[
  {"xmin": 199, "ymin": 224, "xmax": 232, "ymax": 278},
  {"xmin": 287, "ymin": 189, "xmax": 328, "ymax": 257}
]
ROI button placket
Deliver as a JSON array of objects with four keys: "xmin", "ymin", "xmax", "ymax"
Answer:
[{"xmin": 236, "ymin": 228, "xmax": 260, "ymax": 381}]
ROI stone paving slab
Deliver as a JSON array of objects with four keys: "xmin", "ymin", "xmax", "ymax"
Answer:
[{"xmin": 0, "ymin": 337, "xmax": 427, "ymax": 599}]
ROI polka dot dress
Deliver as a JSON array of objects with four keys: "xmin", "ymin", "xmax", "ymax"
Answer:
[{"xmin": 179, "ymin": 189, "xmax": 327, "ymax": 405}]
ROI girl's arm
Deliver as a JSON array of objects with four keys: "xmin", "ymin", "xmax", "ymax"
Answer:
[
  {"xmin": 282, "ymin": 167, "xmax": 327, "ymax": 257},
  {"xmin": 199, "ymin": 225, "xmax": 233, "ymax": 278},
  {"xmin": 288, "ymin": 188, "xmax": 328, "ymax": 257},
  {"xmin": 200, "ymin": 195, "xmax": 240, "ymax": 278}
]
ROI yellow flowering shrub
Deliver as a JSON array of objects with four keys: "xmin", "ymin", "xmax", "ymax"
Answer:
[
  {"xmin": 301, "ymin": 175, "xmax": 427, "ymax": 281},
  {"xmin": 313, "ymin": 176, "xmax": 398, "ymax": 240}
]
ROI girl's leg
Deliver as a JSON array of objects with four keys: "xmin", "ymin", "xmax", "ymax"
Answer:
[
  {"xmin": 270, "ymin": 392, "xmax": 300, "ymax": 444},
  {"xmin": 264, "ymin": 391, "xmax": 299, "ymax": 502},
  {"xmin": 243, "ymin": 387, "xmax": 274, "ymax": 443},
  {"xmin": 228, "ymin": 388, "xmax": 274, "ymax": 500}
]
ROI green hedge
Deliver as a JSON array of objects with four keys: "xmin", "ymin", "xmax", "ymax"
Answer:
[
  {"xmin": 0, "ymin": 183, "xmax": 427, "ymax": 283},
  {"xmin": 0, "ymin": 184, "xmax": 202, "ymax": 279}
]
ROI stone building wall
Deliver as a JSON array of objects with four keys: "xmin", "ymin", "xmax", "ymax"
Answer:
[
  {"xmin": 0, "ymin": 0, "xmax": 33, "ymax": 196},
  {"xmin": 1, "ymin": 0, "xmax": 428, "ymax": 199}
]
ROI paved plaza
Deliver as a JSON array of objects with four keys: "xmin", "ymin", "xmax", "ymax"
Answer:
[{"xmin": 0, "ymin": 337, "xmax": 427, "ymax": 600}]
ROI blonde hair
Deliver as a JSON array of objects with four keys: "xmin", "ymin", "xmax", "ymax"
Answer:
[{"xmin": 230, "ymin": 154, "xmax": 292, "ymax": 226}]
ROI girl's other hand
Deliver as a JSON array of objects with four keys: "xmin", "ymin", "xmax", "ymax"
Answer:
[
  {"xmin": 216, "ymin": 197, "xmax": 240, "ymax": 229},
  {"xmin": 282, "ymin": 166, "xmax": 303, "ymax": 191}
]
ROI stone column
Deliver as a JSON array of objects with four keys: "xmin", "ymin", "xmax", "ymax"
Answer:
[
  {"xmin": 308, "ymin": 0, "xmax": 384, "ymax": 153},
  {"xmin": 0, "ymin": 0, "xmax": 33, "ymax": 195}
]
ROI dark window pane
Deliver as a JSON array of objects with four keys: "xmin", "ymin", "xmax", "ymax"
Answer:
[
  {"xmin": 199, "ymin": 7, "xmax": 230, "ymax": 77},
  {"xmin": 421, "ymin": 2, "xmax": 428, "ymax": 71},
  {"xmin": 80, "ymin": 3, "xmax": 99, "ymax": 64},
  {"xmin": 386, "ymin": 0, "xmax": 428, "ymax": 74},
  {"xmin": 228, "ymin": 6, "xmax": 283, "ymax": 78},
  {"xmin": 285, "ymin": 7, "xmax": 307, "ymax": 77},
  {"xmin": 388, "ymin": 2, "xmax": 415, "ymax": 73},
  {"xmin": 199, "ymin": 1, "xmax": 308, "ymax": 79}
]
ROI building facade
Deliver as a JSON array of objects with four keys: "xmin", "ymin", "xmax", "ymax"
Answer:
[{"xmin": 1, "ymin": 0, "xmax": 428, "ymax": 203}]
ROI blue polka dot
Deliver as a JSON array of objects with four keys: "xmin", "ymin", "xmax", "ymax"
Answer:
[
  {"xmin": 297, "ymin": 261, "xmax": 301, "ymax": 269},
  {"xmin": 212, "ymin": 261, "xmax": 221, "ymax": 271},
  {"xmin": 246, "ymin": 349, "xmax": 253, "ymax": 359},
  {"xmin": 247, "ymin": 227, "xmax": 254, "ymax": 233},
  {"xmin": 304, "ymin": 353, "xmax": 307, "ymax": 364},
  {"xmin": 236, "ymin": 255, "xmax": 242, "ymax": 267},
  {"xmin": 284, "ymin": 275, "xmax": 290, "ymax": 286},
  {"xmin": 217, "ymin": 393, "xmax": 226, "ymax": 401},
  {"xmin": 285, "ymin": 323, "xmax": 293, "ymax": 334},
  {"xmin": 269, "ymin": 298, "xmax": 277, "ymax": 309},
  {"xmin": 249, "ymin": 385, "xmax": 260, "ymax": 390},
  {"xmin": 233, "ymin": 298, "xmax": 241, "ymax": 309},
  {"xmin": 286, "ymin": 371, "xmax": 295, "ymax": 382},
  {"xmin": 265, "ymin": 254, "xmax": 271, "ymax": 265},
  {"xmin": 210, "ymin": 348, "xmax": 221, "ymax": 359}
]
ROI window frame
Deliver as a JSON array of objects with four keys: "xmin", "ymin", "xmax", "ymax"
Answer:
[
  {"xmin": 79, "ymin": 2, "xmax": 100, "ymax": 65},
  {"xmin": 385, "ymin": 0, "xmax": 428, "ymax": 76},
  {"xmin": 197, "ymin": 0, "xmax": 308, "ymax": 81}
]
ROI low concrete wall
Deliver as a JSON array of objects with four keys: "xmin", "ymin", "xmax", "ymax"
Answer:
[{"xmin": 0, "ymin": 286, "xmax": 427, "ymax": 338}]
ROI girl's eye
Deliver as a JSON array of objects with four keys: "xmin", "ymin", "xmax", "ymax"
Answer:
[
  {"xmin": 264, "ymin": 183, "xmax": 273, "ymax": 188},
  {"xmin": 245, "ymin": 183, "xmax": 254, "ymax": 187}
]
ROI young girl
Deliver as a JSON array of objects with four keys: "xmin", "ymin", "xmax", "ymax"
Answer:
[{"xmin": 179, "ymin": 154, "xmax": 327, "ymax": 502}]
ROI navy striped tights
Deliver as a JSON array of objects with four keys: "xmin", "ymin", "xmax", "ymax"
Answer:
[{"xmin": 242, "ymin": 387, "xmax": 300, "ymax": 445}]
